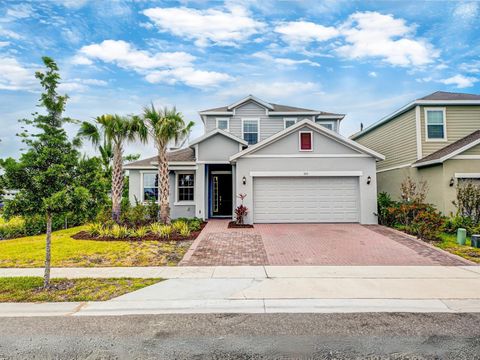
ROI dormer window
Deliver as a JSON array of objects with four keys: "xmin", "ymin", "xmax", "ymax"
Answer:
[
  {"xmin": 299, "ymin": 131, "xmax": 313, "ymax": 151},
  {"xmin": 216, "ymin": 118, "xmax": 229, "ymax": 131},
  {"xmin": 317, "ymin": 121, "xmax": 335, "ymax": 131}
]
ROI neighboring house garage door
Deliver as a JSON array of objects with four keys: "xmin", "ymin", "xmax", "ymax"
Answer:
[{"xmin": 253, "ymin": 177, "xmax": 360, "ymax": 223}]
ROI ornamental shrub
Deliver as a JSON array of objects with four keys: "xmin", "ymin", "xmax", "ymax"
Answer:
[
  {"xmin": 411, "ymin": 208, "xmax": 445, "ymax": 241},
  {"xmin": 454, "ymin": 181, "xmax": 480, "ymax": 225}
]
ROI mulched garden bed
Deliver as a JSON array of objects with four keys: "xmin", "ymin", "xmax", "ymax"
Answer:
[
  {"xmin": 228, "ymin": 221, "xmax": 254, "ymax": 229},
  {"xmin": 71, "ymin": 222, "xmax": 206, "ymax": 242}
]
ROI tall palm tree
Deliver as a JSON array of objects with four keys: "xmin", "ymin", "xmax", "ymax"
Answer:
[
  {"xmin": 142, "ymin": 105, "xmax": 194, "ymax": 224},
  {"xmin": 77, "ymin": 114, "xmax": 147, "ymax": 222}
]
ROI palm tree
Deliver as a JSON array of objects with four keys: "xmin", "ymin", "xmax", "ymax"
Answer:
[
  {"xmin": 77, "ymin": 114, "xmax": 147, "ymax": 222},
  {"xmin": 142, "ymin": 105, "xmax": 194, "ymax": 224}
]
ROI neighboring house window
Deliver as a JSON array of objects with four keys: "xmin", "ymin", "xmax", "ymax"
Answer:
[
  {"xmin": 317, "ymin": 121, "xmax": 335, "ymax": 131},
  {"xmin": 425, "ymin": 108, "xmax": 447, "ymax": 140},
  {"xmin": 242, "ymin": 119, "xmax": 259, "ymax": 144},
  {"xmin": 177, "ymin": 173, "xmax": 195, "ymax": 202},
  {"xmin": 216, "ymin": 118, "xmax": 229, "ymax": 131},
  {"xmin": 299, "ymin": 131, "xmax": 313, "ymax": 151},
  {"xmin": 284, "ymin": 118, "xmax": 297, "ymax": 129},
  {"xmin": 143, "ymin": 173, "xmax": 158, "ymax": 202}
]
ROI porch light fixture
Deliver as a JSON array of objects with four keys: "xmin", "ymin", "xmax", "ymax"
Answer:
[
  {"xmin": 366, "ymin": 176, "xmax": 371, "ymax": 185},
  {"xmin": 449, "ymin": 177, "xmax": 455, "ymax": 187},
  {"xmin": 242, "ymin": 176, "xmax": 247, "ymax": 185}
]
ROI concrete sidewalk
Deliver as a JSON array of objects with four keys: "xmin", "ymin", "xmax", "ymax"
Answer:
[{"xmin": 1, "ymin": 266, "xmax": 480, "ymax": 316}]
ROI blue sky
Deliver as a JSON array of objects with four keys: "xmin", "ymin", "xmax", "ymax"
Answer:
[{"xmin": 1, "ymin": 0, "xmax": 479, "ymax": 159}]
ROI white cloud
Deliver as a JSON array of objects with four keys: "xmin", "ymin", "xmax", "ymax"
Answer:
[
  {"xmin": 218, "ymin": 81, "xmax": 321, "ymax": 100},
  {"xmin": 0, "ymin": 57, "xmax": 37, "ymax": 91},
  {"xmin": 79, "ymin": 40, "xmax": 195, "ymax": 70},
  {"xmin": 0, "ymin": 27, "xmax": 23, "ymax": 40},
  {"xmin": 5, "ymin": 4, "xmax": 33, "ymax": 19},
  {"xmin": 274, "ymin": 21, "xmax": 339, "ymax": 45},
  {"xmin": 143, "ymin": 6, "xmax": 265, "ymax": 47},
  {"xmin": 0, "ymin": 41, "xmax": 10, "ymax": 47},
  {"xmin": 58, "ymin": 78, "xmax": 107, "ymax": 93},
  {"xmin": 252, "ymin": 51, "xmax": 321, "ymax": 67},
  {"xmin": 337, "ymin": 11, "xmax": 437, "ymax": 67},
  {"xmin": 145, "ymin": 68, "xmax": 232, "ymax": 87},
  {"xmin": 368, "ymin": 71, "xmax": 377, "ymax": 77},
  {"xmin": 54, "ymin": 0, "xmax": 90, "ymax": 9},
  {"xmin": 453, "ymin": 2, "xmax": 479, "ymax": 22},
  {"xmin": 76, "ymin": 40, "xmax": 231, "ymax": 88},
  {"xmin": 440, "ymin": 74, "xmax": 478, "ymax": 88},
  {"xmin": 460, "ymin": 61, "xmax": 480, "ymax": 74}
]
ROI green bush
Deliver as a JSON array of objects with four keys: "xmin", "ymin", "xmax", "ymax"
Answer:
[
  {"xmin": 110, "ymin": 224, "xmax": 129, "ymax": 239},
  {"xmin": 177, "ymin": 222, "xmax": 191, "ymax": 237},
  {"xmin": 86, "ymin": 223, "xmax": 103, "ymax": 237},
  {"xmin": 444, "ymin": 215, "xmax": 474, "ymax": 234},
  {"xmin": 377, "ymin": 192, "xmax": 397, "ymax": 226},
  {"xmin": 0, "ymin": 216, "xmax": 26, "ymax": 239},
  {"xmin": 411, "ymin": 208, "xmax": 445, "ymax": 241},
  {"xmin": 130, "ymin": 226, "xmax": 148, "ymax": 238},
  {"xmin": 172, "ymin": 220, "xmax": 188, "ymax": 233}
]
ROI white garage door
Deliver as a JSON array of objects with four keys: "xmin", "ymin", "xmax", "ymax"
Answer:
[{"xmin": 253, "ymin": 177, "xmax": 360, "ymax": 223}]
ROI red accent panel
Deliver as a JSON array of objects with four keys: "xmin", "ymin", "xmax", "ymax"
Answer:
[{"xmin": 300, "ymin": 132, "xmax": 312, "ymax": 150}]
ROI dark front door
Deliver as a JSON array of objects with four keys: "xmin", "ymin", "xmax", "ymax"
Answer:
[{"xmin": 211, "ymin": 173, "xmax": 232, "ymax": 217}]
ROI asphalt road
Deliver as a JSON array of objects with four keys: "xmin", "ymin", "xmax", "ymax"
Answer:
[{"xmin": 1, "ymin": 313, "xmax": 480, "ymax": 359}]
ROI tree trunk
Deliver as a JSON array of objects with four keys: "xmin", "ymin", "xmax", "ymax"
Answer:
[
  {"xmin": 44, "ymin": 213, "xmax": 52, "ymax": 289},
  {"xmin": 157, "ymin": 144, "xmax": 170, "ymax": 224},
  {"xmin": 111, "ymin": 142, "xmax": 124, "ymax": 223}
]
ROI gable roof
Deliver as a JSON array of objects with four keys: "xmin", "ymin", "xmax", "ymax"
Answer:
[
  {"xmin": 189, "ymin": 128, "xmax": 248, "ymax": 146},
  {"xmin": 413, "ymin": 130, "xmax": 480, "ymax": 168},
  {"xmin": 199, "ymin": 95, "xmax": 345, "ymax": 118},
  {"xmin": 230, "ymin": 119, "xmax": 384, "ymax": 162},
  {"xmin": 351, "ymin": 91, "xmax": 480, "ymax": 140},
  {"xmin": 124, "ymin": 148, "xmax": 195, "ymax": 169}
]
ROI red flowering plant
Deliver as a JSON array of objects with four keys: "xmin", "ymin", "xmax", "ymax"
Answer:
[{"xmin": 235, "ymin": 193, "xmax": 249, "ymax": 225}]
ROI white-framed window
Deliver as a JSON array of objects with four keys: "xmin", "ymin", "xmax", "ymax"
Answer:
[
  {"xmin": 176, "ymin": 172, "xmax": 195, "ymax": 203},
  {"xmin": 316, "ymin": 121, "xmax": 335, "ymax": 131},
  {"xmin": 216, "ymin": 117, "xmax": 229, "ymax": 131},
  {"xmin": 299, "ymin": 131, "xmax": 313, "ymax": 151},
  {"xmin": 284, "ymin": 117, "xmax": 297, "ymax": 129},
  {"xmin": 242, "ymin": 118, "xmax": 260, "ymax": 145},
  {"xmin": 142, "ymin": 172, "xmax": 158, "ymax": 202},
  {"xmin": 425, "ymin": 107, "xmax": 447, "ymax": 141}
]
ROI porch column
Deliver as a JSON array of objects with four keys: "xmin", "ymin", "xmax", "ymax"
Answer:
[{"xmin": 195, "ymin": 164, "xmax": 206, "ymax": 220}]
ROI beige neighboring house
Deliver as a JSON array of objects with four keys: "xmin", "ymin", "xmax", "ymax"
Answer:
[{"xmin": 352, "ymin": 91, "xmax": 480, "ymax": 215}]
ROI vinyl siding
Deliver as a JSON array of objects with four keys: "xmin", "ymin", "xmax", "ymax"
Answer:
[
  {"xmin": 462, "ymin": 143, "xmax": 480, "ymax": 155},
  {"xmin": 355, "ymin": 108, "xmax": 417, "ymax": 170},
  {"xmin": 420, "ymin": 105, "xmax": 480, "ymax": 156},
  {"xmin": 204, "ymin": 100, "xmax": 335, "ymax": 142}
]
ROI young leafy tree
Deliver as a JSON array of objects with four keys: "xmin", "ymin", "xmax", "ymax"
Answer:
[
  {"xmin": 142, "ymin": 105, "xmax": 194, "ymax": 224},
  {"xmin": 77, "ymin": 114, "xmax": 147, "ymax": 222},
  {"xmin": 0, "ymin": 57, "xmax": 91, "ymax": 288}
]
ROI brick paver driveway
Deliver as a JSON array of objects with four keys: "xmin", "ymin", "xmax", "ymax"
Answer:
[{"xmin": 180, "ymin": 220, "xmax": 471, "ymax": 266}]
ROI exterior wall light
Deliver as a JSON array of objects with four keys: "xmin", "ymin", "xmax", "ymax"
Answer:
[
  {"xmin": 366, "ymin": 176, "xmax": 371, "ymax": 185},
  {"xmin": 449, "ymin": 177, "xmax": 455, "ymax": 187},
  {"xmin": 242, "ymin": 176, "xmax": 247, "ymax": 185}
]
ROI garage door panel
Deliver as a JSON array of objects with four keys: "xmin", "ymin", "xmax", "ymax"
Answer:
[{"xmin": 253, "ymin": 177, "xmax": 359, "ymax": 223}]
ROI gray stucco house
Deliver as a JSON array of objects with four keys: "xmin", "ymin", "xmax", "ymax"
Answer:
[{"xmin": 125, "ymin": 95, "xmax": 384, "ymax": 224}]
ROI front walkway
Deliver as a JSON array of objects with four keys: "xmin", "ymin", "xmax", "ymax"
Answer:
[{"xmin": 180, "ymin": 220, "xmax": 472, "ymax": 266}]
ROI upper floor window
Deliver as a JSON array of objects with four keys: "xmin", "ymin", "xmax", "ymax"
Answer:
[
  {"xmin": 216, "ymin": 118, "xmax": 229, "ymax": 131},
  {"xmin": 299, "ymin": 131, "xmax": 313, "ymax": 151},
  {"xmin": 425, "ymin": 108, "xmax": 447, "ymax": 141},
  {"xmin": 176, "ymin": 173, "xmax": 195, "ymax": 203},
  {"xmin": 143, "ymin": 173, "xmax": 158, "ymax": 202},
  {"xmin": 284, "ymin": 118, "xmax": 297, "ymax": 129},
  {"xmin": 317, "ymin": 121, "xmax": 335, "ymax": 131},
  {"xmin": 242, "ymin": 118, "xmax": 259, "ymax": 144}
]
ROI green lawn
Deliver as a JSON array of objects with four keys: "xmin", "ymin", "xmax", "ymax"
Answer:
[
  {"xmin": 0, "ymin": 277, "xmax": 161, "ymax": 302},
  {"xmin": 0, "ymin": 226, "xmax": 192, "ymax": 267},
  {"xmin": 436, "ymin": 233, "xmax": 480, "ymax": 264}
]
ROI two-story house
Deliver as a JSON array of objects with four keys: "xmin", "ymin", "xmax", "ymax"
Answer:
[
  {"xmin": 125, "ymin": 95, "xmax": 384, "ymax": 224},
  {"xmin": 352, "ymin": 91, "xmax": 480, "ymax": 215}
]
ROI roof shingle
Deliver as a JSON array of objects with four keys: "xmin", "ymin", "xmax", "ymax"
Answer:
[
  {"xmin": 124, "ymin": 148, "xmax": 195, "ymax": 168},
  {"xmin": 419, "ymin": 91, "xmax": 480, "ymax": 101},
  {"xmin": 414, "ymin": 130, "xmax": 480, "ymax": 166}
]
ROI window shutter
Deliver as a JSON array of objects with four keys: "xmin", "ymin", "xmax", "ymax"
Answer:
[{"xmin": 300, "ymin": 132, "xmax": 312, "ymax": 150}]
